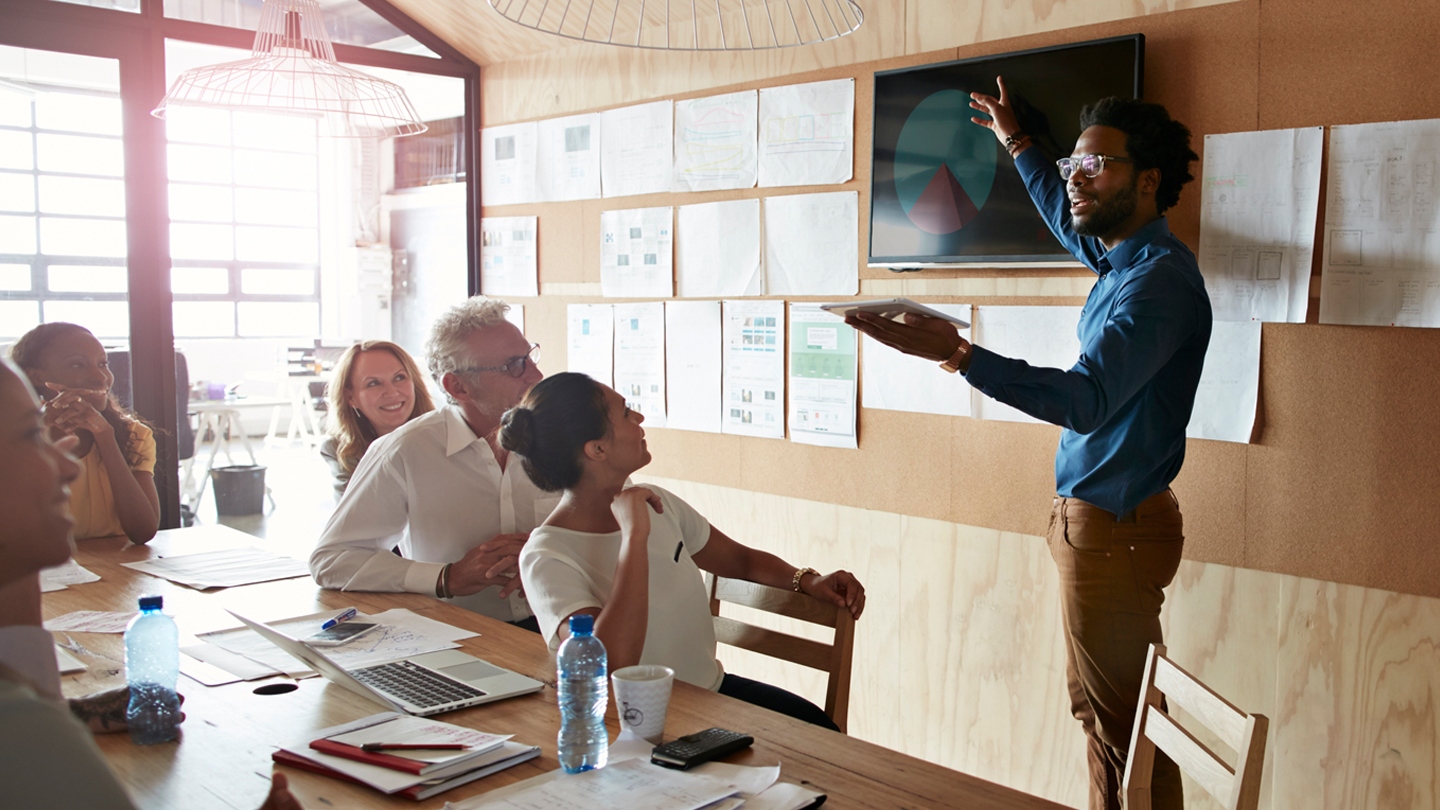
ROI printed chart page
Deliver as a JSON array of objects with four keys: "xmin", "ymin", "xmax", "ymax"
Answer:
[
  {"xmin": 861, "ymin": 304, "xmax": 973, "ymax": 417},
  {"xmin": 602, "ymin": 100, "xmax": 673, "ymax": 198},
  {"xmin": 613, "ymin": 301, "xmax": 668, "ymax": 427},
  {"xmin": 601, "ymin": 207, "xmax": 674, "ymax": 297},
  {"xmin": 1199, "ymin": 127, "xmax": 1322, "ymax": 323},
  {"xmin": 664, "ymin": 301, "xmax": 723, "ymax": 433},
  {"xmin": 538, "ymin": 112, "xmax": 601, "ymax": 202},
  {"xmin": 479, "ymin": 216, "xmax": 538, "ymax": 298},
  {"xmin": 1320, "ymin": 118, "xmax": 1440, "ymax": 327},
  {"xmin": 673, "ymin": 90, "xmax": 758, "ymax": 192},
  {"xmin": 1186, "ymin": 319, "xmax": 1262, "ymax": 444},
  {"xmin": 758, "ymin": 78, "xmax": 854, "ymax": 187},
  {"xmin": 480, "ymin": 122, "xmax": 538, "ymax": 206},
  {"xmin": 722, "ymin": 300, "xmax": 785, "ymax": 439},
  {"xmin": 971, "ymin": 306, "xmax": 1083, "ymax": 425},
  {"xmin": 788, "ymin": 304, "xmax": 857, "ymax": 448},
  {"xmin": 567, "ymin": 304, "xmax": 614, "ymax": 387},
  {"xmin": 764, "ymin": 191, "xmax": 858, "ymax": 295},
  {"xmin": 677, "ymin": 199, "xmax": 762, "ymax": 297}
]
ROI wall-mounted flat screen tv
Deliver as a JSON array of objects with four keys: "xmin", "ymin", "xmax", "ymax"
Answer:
[{"xmin": 869, "ymin": 35, "xmax": 1144, "ymax": 268}]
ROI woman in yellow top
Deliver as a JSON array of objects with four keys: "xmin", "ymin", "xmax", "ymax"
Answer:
[{"xmin": 10, "ymin": 323, "xmax": 159, "ymax": 544}]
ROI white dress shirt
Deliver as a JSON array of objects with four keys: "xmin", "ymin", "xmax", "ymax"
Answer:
[{"xmin": 310, "ymin": 405, "xmax": 561, "ymax": 622}]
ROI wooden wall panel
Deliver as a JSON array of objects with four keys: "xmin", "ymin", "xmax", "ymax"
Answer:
[{"xmin": 486, "ymin": 0, "xmax": 1440, "ymax": 600}]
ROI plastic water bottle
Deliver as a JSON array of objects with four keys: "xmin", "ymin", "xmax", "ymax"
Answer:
[
  {"xmin": 556, "ymin": 613, "xmax": 608, "ymax": 773},
  {"xmin": 125, "ymin": 595, "xmax": 180, "ymax": 745}
]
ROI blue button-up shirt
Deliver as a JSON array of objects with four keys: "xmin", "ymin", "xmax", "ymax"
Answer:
[{"xmin": 964, "ymin": 147, "xmax": 1212, "ymax": 516}]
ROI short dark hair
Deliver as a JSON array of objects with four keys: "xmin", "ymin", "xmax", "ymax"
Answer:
[
  {"xmin": 497, "ymin": 372, "xmax": 609, "ymax": 492},
  {"xmin": 1078, "ymin": 97, "xmax": 1198, "ymax": 214}
]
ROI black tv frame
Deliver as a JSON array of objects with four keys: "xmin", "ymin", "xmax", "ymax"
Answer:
[{"xmin": 868, "ymin": 34, "xmax": 1144, "ymax": 269}]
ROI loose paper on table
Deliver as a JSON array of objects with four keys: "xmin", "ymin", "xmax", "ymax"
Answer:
[
  {"xmin": 45, "ymin": 610, "xmax": 137, "ymax": 634},
  {"xmin": 722, "ymin": 300, "xmax": 786, "ymax": 439},
  {"xmin": 601, "ymin": 100, "xmax": 673, "ymax": 198},
  {"xmin": 664, "ymin": 301, "xmax": 723, "ymax": 433},
  {"xmin": 538, "ymin": 112, "xmax": 601, "ymax": 202},
  {"xmin": 567, "ymin": 304, "xmax": 614, "ymax": 388},
  {"xmin": 464, "ymin": 756, "xmax": 737, "ymax": 810},
  {"xmin": 861, "ymin": 304, "xmax": 973, "ymax": 417},
  {"xmin": 122, "ymin": 547, "xmax": 310, "ymax": 590},
  {"xmin": 1199, "ymin": 127, "xmax": 1322, "ymax": 323},
  {"xmin": 972, "ymin": 306, "xmax": 1084, "ymax": 424},
  {"xmin": 39, "ymin": 558, "xmax": 100, "ymax": 592},
  {"xmin": 758, "ymin": 78, "xmax": 854, "ymax": 187},
  {"xmin": 601, "ymin": 207, "xmax": 674, "ymax": 298},
  {"xmin": 480, "ymin": 216, "xmax": 538, "ymax": 298},
  {"xmin": 1320, "ymin": 117, "xmax": 1440, "ymax": 328},
  {"xmin": 480, "ymin": 122, "xmax": 538, "ymax": 206},
  {"xmin": 765, "ymin": 190, "xmax": 858, "ymax": 295},
  {"xmin": 613, "ymin": 301, "xmax": 668, "ymax": 427},
  {"xmin": 677, "ymin": 199, "xmax": 762, "ymax": 297},
  {"xmin": 1186, "ymin": 319, "xmax": 1262, "ymax": 444},
  {"xmin": 788, "ymin": 304, "xmax": 857, "ymax": 448},
  {"xmin": 673, "ymin": 90, "xmax": 758, "ymax": 192}
]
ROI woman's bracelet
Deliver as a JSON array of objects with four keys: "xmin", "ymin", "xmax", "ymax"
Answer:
[
  {"xmin": 436, "ymin": 563, "xmax": 453, "ymax": 599},
  {"xmin": 792, "ymin": 566, "xmax": 820, "ymax": 593}
]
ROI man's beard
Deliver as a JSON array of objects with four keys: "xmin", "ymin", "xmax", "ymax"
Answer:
[{"xmin": 1073, "ymin": 175, "xmax": 1139, "ymax": 238}]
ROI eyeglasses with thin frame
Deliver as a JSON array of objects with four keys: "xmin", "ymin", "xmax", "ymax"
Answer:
[
  {"xmin": 455, "ymin": 344, "xmax": 540, "ymax": 379},
  {"xmin": 1056, "ymin": 154, "xmax": 1135, "ymax": 181}
]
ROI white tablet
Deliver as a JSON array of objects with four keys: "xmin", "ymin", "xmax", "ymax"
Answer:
[{"xmin": 820, "ymin": 298, "xmax": 970, "ymax": 328}]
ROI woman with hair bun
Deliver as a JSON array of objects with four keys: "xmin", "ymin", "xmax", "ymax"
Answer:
[
  {"xmin": 320, "ymin": 340, "xmax": 435, "ymax": 497},
  {"xmin": 10, "ymin": 322, "xmax": 159, "ymax": 544},
  {"xmin": 501, "ymin": 372, "xmax": 866, "ymax": 730}
]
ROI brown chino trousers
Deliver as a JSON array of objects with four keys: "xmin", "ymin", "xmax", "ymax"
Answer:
[{"xmin": 1047, "ymin": 490, "xmax": 1185, "ymax": 810}]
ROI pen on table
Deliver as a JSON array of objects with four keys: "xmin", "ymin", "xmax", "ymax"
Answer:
[
  {"xmin": 360, "ymin": 743, "xmax": 469, "ymax": 752},
  {"xmin": 320, "ymin": 608, "xmax": 358, "ymax": 631}
]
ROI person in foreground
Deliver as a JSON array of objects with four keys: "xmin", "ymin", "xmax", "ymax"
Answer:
[
  {"xmin": 0, "ymin": 357, "xmax": 301, "ymax": 809},
  {"xmin": 311, "ymin": 297, "xmax": 549, "ymax": 629},
  {"xmin": 319, "ymin": 340, "xmax": 435, "ymax": 498},
  {"xmin": 10, "ymin": 322, "xmax": 160, "ymax": 544},
  {"xmin": 501, "ymin": 373, "xmax": 865, "ymax": 731},
  {"xmin": 848, "ymin": 81, "xmax": 1209, "ymax": 809}
]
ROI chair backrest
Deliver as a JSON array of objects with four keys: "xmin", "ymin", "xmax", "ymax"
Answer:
[
  {"xmin": 704, "ymin": 573, "xmax": 855, "ymax": 732},
  {"xmin": 1122, "ymin": 644, "xmax": 1268, "ymax": 810},
  {"xmin": 106, "ymin": 349, "xmax": 194, "ymax": 460}
]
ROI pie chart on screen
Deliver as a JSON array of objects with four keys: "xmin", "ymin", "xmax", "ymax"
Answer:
[{"xmin": 893, "ymin": 90, "xmax": 997, "ymax": 235}]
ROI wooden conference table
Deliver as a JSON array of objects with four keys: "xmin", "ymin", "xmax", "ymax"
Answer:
[{"xmin": 46, "ymin": 525, "xmax": 1067, "ymax": 810}]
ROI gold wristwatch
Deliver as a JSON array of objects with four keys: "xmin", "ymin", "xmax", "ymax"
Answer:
[{"xmin": 940, "ymin": 341, "xmax": 972, "ymax": 374}]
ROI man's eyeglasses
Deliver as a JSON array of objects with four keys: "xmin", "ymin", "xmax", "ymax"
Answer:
[
  {"xmin": 457, "ymin": 344, "xmax": 540, "ymax": 379},
  {"xmin": 1056, "ymin": 154, "xmax": 1134, "ymax": 181}
]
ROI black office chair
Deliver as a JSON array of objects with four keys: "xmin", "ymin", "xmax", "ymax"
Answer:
[{"xmin": 107, "ymin": 350, "xmax": 196, "ymax": 523}]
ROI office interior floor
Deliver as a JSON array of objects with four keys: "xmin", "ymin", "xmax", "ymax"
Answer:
[{"xmin": 190, "ymin": 442, "xmax": 337, "ymax": 554}]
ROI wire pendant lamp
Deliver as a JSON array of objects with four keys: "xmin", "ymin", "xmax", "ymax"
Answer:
[
  {"xmin": 487, "ymin": 0, "xmax": 864, "ymax": 51},
  {"xmin": 152, "ymin": 0, "xmax": 426, "ymax": 138}
]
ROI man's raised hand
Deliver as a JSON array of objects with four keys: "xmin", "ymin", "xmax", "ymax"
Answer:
[{"xmin": 969, "ymin": 75, "xmax": 1023, "ymax": 142}]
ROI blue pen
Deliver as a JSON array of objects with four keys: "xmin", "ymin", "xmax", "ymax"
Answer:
[{"xmin": 320, "ymin": 608, "xmax": 358, "ymax": 631}]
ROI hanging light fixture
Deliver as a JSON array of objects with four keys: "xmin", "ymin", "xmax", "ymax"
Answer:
[
  {"xmin": 486, "ymin": 0, "xmax": 864, "ymax": 51},
  {"xmin": 152, "ymin": 0, "xmax": 426, "ymax": 138}
]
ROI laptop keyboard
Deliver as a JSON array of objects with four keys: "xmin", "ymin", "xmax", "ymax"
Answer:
[{"xmin": 350, "ymin": 660, "xmax": 487, "ymax": 708}]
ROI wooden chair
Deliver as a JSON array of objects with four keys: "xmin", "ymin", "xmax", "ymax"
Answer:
[
  {"xmin": 704, "ymin": 573, "xmax": 855, "ymax": 732},
  {"xmin": 1123, "ymin": 644, "xmax": 1268, "ymax": 810}
]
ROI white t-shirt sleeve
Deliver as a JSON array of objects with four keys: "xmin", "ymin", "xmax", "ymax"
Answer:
[
  {"xmin": 655, "ymin": 488, "xmax": 711, "ymax": 557},
  {"xmin": 521, "ymin": 538, "xmax": 602, "ymax": 649}
]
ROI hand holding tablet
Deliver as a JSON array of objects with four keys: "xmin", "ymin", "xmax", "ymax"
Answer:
[{"xmin": 820, "ymin": 298, "xmax": 971, "ymax": 328}]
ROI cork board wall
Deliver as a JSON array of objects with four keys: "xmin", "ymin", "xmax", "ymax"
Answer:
[{"xmin": 480, "ymin": 0, "xmax": 1440, "ymax": 600}]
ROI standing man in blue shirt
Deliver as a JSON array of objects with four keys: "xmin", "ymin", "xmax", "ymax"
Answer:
[{"xmin": 849, "ymin": 79, "xmax": 1207, "ymax": 810}]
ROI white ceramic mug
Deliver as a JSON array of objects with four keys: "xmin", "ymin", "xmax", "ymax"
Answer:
[{"xmin": 611, "ymin": 664, "xmax": 675, "ymax": 744}]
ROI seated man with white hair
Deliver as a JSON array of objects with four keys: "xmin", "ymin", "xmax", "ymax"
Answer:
[{"xmin": 310, "ymin": 297, "xmax": 551, "ymax": 629}]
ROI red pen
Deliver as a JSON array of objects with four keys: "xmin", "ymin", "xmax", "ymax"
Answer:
[{"xmin": 359, "ymin": 742, "xmax": 469, "ymax": 752}]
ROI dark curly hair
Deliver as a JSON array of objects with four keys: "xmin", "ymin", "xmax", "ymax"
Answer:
[
  {"xmin": 1078, "ymin": 97, "xmax": 1198, "ymax": 215},
  {"xmin": 498, "ymin": 373, "xmax": 611, "ymax": 493},
  {"xmin": 9, "ymin": 322, "xmax": 148, "ymax": 468}
]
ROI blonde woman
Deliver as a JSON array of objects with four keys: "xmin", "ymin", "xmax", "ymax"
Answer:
[{"xmin": 320, "ymin": 341, "xmax": 435, "ymax": 497}]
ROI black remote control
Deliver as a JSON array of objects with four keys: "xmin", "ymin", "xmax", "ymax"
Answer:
[{"xmin": 650, "ymin": 727, "xmax": 754, "ymax": 770}]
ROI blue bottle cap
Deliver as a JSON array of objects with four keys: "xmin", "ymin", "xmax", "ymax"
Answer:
[
  {"xmin": 138, "ymin": 595, "xmax": 163, "ymax": 611},
  {"xmin": 568, "ymin": 613, "xmax": 594, "ymax": 635}
]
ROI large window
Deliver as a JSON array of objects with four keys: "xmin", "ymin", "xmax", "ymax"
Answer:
[{"xmin": 0, "ymin": 47, "xmax": 129, "ymax": 339}]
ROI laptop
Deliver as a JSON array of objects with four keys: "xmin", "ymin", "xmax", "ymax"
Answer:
[{"xmin": 227, "ymin": 610, "xmax": 544, "ymax": 716}]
